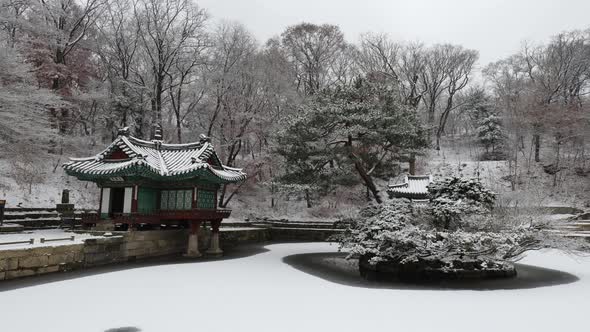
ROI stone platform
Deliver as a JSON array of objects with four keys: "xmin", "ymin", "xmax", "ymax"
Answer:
[
  {"xmin": 0, "ymin": 222, "xmax": 343, "ymax": 281},
  {"xmin": 0, "ymin": 223, "xmax": 24, "ymax": 233}
]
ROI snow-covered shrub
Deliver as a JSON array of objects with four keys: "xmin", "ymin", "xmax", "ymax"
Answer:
[
  {"xmin": 426, "ymin": 177, "xmax": 495, "ymax": 230},
  {"xmin": 338, "ymin": 177, "xmax": 581, "ymax": 279},
  {"xmin": 341, "ymin": 199, "xmax": 540, "ymax": 267}
]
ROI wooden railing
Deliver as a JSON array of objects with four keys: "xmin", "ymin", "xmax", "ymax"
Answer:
[{"xmin": 81, "ymin": 208, "xmax": 232, "ymax": 225}]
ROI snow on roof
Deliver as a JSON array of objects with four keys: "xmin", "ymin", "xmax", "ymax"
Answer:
[
  {"xmin": 387, "ymin": 175, "xmax": 432, "ymax": 199},
  {"xmin": 63, "ymin": 134, "xmax": 246, "ymax": 183}
]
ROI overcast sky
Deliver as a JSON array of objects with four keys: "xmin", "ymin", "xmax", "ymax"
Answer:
[{"xmin": 197, "ymin": 0, "xmax": 590, "ymax": 68}]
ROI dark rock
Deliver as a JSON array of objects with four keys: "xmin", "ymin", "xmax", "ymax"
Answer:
[{"xmin": 359, "ymin": 255, "xmax": 516, "ymax": 281}]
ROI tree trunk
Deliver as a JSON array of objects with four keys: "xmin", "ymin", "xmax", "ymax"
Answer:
[
  {"xmin": 427, "ymin": 103, "xmax": 436, "ymax": 143},
  {"xmin": 346, "ymin": 135, "xmax": 382, "ymax": 204},
  {"xmin": 207, "ymin": 96, "xmax": 222, "ymax": 137},
  {"xmin": 218, "ymin": 184, "xmax": 227, "ymax": 208},
  {"xmin": 352, "ymin": 154, "xmax": 382, "ymax": 203},
  {"xmin": 155, "ymin": 77, "xmax": 163, "ymax": 124},
  {"xmin": 553, "ymin": 139, "xmax": 561, "ymax": 187},
  {"xmin": 176, "ymin": 117, "xmax": 182, "ymax": 143},
  {"xmin": 435, "ymin": 95, "xmax": 454, "ymax": 151},
  {"xmin": 409, "ymin": 154, "xmax": 416, "ymax": 175},
  {"xmin": 305, "ymin": 189, "xmax": 312, "ymax": 208},
  {"xmin": 533, "ymin": 134, "xmax": 541, "ymax": 162}
]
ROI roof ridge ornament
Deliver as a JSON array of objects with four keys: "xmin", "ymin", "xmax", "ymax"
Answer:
[
  {"xmin": 117, "ymin": 127, "xmax": 130, "ymax": 137},
  {"xmin": 199, "ymin": 134, "xmax": 210, "ymax": 144}
]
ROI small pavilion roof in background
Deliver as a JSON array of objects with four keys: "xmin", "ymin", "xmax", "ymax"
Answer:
[
  {"xmin": 63, "ymin": 129, "xmax": 246, "ymax": 183},
  {"xmin": 387, "ymin": 175, "xmax": 433, "ymax": 200}
]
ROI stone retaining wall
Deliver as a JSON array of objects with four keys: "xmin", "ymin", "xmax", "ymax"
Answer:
[
  {"xmin": 0, "ymin": 244, "xmax": 85, "ymax": 280},
  {"xmin": 0, "ymin": 226, "xmax": 338, "ymax": 281},
  {"xmin": 1, "ymin": 230, "xmax": 191, "ymax": 281},
  {"xmin": 269, "ymin": 228, "xmax": 342, "ymax": 242}
]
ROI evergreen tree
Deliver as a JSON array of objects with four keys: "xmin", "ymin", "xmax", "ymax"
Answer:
[
  {"xmin": 476, "ymin": 113, "xmax": 505, "ymax": 156},
  {"xmin": 275, "ymin": 77, "xmax": 428, "ymax": 204}
]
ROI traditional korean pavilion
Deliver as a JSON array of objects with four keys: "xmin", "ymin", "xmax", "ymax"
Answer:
[
  {"xmin": 387, "ymin": 174, "xmax": 433, "ymax": 204},
  {"xmin": 63, "ymin": 126, "xmax": 246, "ymax": 257}
]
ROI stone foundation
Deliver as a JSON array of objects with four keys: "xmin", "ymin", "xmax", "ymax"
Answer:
[{"xmin": 0, "ymin": 225, "xmax": 342, "ymax": 281}]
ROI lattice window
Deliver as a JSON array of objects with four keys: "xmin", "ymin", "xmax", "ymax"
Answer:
[
  {"xmin": 175, "ymin": 190, "xmax": 185, "ymax": 210},
  {"xmin": 167, "ymin": 190, "xmax": 176, "ymax": 210},
  {"xmin": 184, "ymin": 190, "xmax": 192, "ymax": 210},
  {"xmin": 160, "ymin": 189, "xmax": 193, "ymax": 210},
  {"xmin": 197, "ymin": 190, "xmax": 215, "ymax": 209},
  {"xmin": 160, "ymin": 190, "xmax": 169, "ymax": 210}
]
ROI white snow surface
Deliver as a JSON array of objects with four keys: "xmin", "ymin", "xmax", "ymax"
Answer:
[{"xmin": 1, "ymin": 242, "xmax": 589, "ymax": 332}]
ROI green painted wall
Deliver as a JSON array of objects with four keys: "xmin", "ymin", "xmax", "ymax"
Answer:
[{"xmin": 138, "ymin": 187, "xmax": 158, "ymax": 213}]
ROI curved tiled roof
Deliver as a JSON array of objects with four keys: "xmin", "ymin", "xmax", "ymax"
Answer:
[
  {"xmin": 63, "ymin": 135, "xmax": 246, "ymax": 183},
  {"xmin": 387, "ymin": 175, "xmax": 432, "ymax": 199}
]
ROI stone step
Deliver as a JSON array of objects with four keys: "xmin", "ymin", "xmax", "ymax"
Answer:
[
  {"xmin": 554, "ymin": 221, "xmax": 590, "ymax": 232},
  {"xmin": 0, "ymin": 223, "xmax": 25, "ymax": 232},
  {"xmin": 3, "ymin": 212, "xmax": 60, "ymax": 220},
  {"xmin": 1, "ymin": 208, "xmax": 94, "ymax": 230},
  {"xmin": 6, "ymin": 217, "xmax": 82, "ymax": 229},
  {"xmin": 4, "ymin": 207, "xmax": 58, "ymax": 212},
  {"xmin": 547, "ymin": 229, "xmax": 590, "ymax": 238}
]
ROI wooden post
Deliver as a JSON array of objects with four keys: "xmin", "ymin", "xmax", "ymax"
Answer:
[
  {"xmin": 206, "ymin": 220, "xmax": 223, "ymax": 256},
  {"xmin": 98, "ymin": 188, "xmax": 103, "ymax": 219},
  {"xmin": 131, "ymin": 185, "xmax": 138, "ymax": 213},
  {"xmin": 192, "ymin": 187, "xmax": 198, "ymax": 209}
]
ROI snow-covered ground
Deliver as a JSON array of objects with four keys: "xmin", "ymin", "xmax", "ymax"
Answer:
[
  {"xmin": 0, "ymin": 229, "xmax": 105, "ymax": 250},
  {"xmin": 1, "ymin": 242, "xmax": 589, "ymax": 332}
]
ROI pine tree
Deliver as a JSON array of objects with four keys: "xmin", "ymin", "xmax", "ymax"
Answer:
[
  {"xmin": 275, "ymin": 77, "xmax": 428, "ymax": 204},
  {"xmin": 477, "ymin": 113, "xmax": 505, "ymax": 154}
]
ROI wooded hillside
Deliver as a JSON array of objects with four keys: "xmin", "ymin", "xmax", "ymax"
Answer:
[{"xmin": 1, "ymin": 0, "xmax": 588, "ymax": 214}]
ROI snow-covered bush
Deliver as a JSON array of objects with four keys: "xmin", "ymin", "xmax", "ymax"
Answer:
[
  {"xmin": 426, "ymin": 177, "xmax": 495, "ymax": 229},
  {"xmin": 341, "ymin": 199, "xmax": 540, "ymax": 267},
  {"xmin": 338, "ymin": 177, "xmax": 579, "ymax": 279}
]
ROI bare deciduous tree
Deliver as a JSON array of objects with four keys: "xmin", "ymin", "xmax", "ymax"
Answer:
[
  {"xmin": 134, "ymin": 0, "xmax": 208, "ymax": 126},
  {"xmin": 280, "ymin": 23, "xmax": 346, "ymax": 95}
]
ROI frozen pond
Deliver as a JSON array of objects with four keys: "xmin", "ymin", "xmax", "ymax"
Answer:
[{"xmin": 0, "ymin": 242, "xmax": 589, "ymax": 332}]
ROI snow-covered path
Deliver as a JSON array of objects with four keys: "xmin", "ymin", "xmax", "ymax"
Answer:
[{"xmin": 1, "ymin": 243, "xmax": 589, "ymax": 332}]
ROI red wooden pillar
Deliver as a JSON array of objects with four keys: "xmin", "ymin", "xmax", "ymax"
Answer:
[
  {"xmin": 211, "ymin": 220, "xmax": 221, "ymax": 233},
  {"xmin": 190, "ymin": 220, "xmax": 202, "ymax": 234}
]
